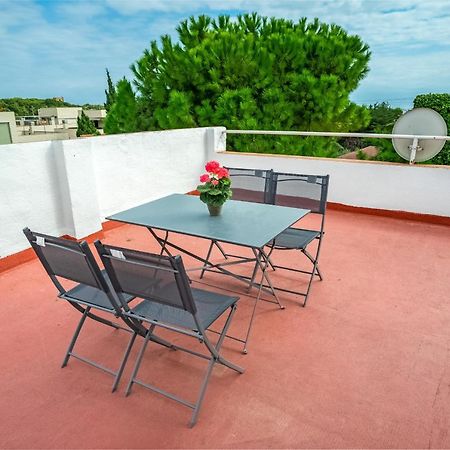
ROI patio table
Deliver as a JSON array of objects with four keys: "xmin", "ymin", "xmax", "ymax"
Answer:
[{"xmin": 107, "ymin": 193, "xmax": 309, "ymax": 352}]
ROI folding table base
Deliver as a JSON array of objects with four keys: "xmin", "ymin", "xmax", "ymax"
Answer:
[{"xmin": 147, "ymin": 227, "xmax": 284, "ymax": 353}]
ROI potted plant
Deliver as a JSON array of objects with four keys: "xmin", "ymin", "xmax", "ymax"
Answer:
[{"xmin": 197, "ymin": 161, "xmax": 232, "ymax": 216}]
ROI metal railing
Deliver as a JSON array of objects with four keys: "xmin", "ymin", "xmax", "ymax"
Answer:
[{"xmin": 224, "ymin": 129, "xmax": 450, "ymax": 164}]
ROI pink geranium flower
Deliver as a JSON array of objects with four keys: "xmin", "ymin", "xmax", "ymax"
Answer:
[
  {"xmin": 205, "ymin": 160, "xmax": 220, "ymax": 173},
  {"xmin": 216, "ymin": 167, "xmax": 229, "ymax": 179},
  {"xmin": 199, "ymin": 174, "xmax": 210, "ymax": 183},
  {"xmin": 211, "ymin": 179, "xmax": 219, "ymax": 186}
]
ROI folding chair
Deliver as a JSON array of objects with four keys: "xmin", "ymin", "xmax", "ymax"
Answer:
[
  {"xmin": 200, "ymin": 167, "xmax": 274, "ymax": 279},
  {"xmin": 23, "ymin": 228, "xmax": 173, "ymax": 392},
  {"xmin": 95, "ymin": 241, "xmax": 244, "ymax": 427},
  {"xmin": 266, "ymin": 173, "xmax": 330, "ymax": 306}
]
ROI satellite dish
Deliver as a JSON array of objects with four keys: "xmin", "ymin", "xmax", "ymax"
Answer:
[{"xmin": 392, "ymin": 108, "xmax": 447, "ymax": 164}]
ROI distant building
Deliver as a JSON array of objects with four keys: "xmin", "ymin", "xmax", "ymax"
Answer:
[
  {"xmin": 84, "ymin": 109, "xmax": 106, "ymax": 130},
  {"xmin": 38, "ymin": 107, "xmax": 82, "ymax": 128},
  {"xmin": 1, "ymin": 107, "xmax": 107, "ymax": 145},
  {"xmin": 0, "ymin": 112, "xmax": 18, "ymax": 144}
]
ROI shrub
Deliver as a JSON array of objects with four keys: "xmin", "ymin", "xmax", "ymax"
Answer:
[{"xmin": 414, "ymin": 93, "xmax": 450, "ymax": 165}]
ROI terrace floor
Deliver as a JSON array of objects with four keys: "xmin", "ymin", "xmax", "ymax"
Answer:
[{"xmin": 1, "ymin": 209, "xmax": 450, "ymax": 449}]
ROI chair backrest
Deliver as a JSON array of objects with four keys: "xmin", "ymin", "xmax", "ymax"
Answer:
[
  {"xmin": 227, "ymin": 167, "xmax": 274, "ymax": 204},
  {"xmin": 23, "ymin": 228, "xmax": 110, "ymax": 295},
  {"xmin": 95, "ymin": 242, "xmax": 197, "ymax": 315},
  {"xmin": 272, "ymin": 173, "xmax": 330, "ymax": 214}
]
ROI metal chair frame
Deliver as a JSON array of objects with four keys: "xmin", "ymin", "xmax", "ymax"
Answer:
[
  {"xmin": 264, "ymin": 172, "xmax": 329, "ymax": 306},
  {"xmin": 23, "ymin": 228, "xmax": 173, "ymax": 392},
  {"xmin": 147, "ymin": 225, "xmax": 284, "ymax": 354},
  {"xmin": 95, "ymin": 242, "xmax": 244, "ymax": 427},
  {"xmin": 197, "ymin": 169, "xmax": 329, "ymax": 306},
  {"xmin": 199, "ymin": 168, "xmax": 275, "ymax": 278}
]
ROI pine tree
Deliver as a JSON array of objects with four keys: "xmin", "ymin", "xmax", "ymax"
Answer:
[
  {"xmin": 104, "ymin": 78, "xmax": 138, "ymax": 134},
  {"xmin": 104, "ymin": 69, "xmax": 116, "ymax": 112},
  {"xmin": 76, "ymin": 111, "xmax": 99, "ymax": 137},
  {"xmin": 110, "ymin": 13, "xmax": 372, "ymax": 156}
]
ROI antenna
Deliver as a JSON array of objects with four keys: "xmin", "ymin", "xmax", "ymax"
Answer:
[{"xmin": 392, "ymin": 108, "xmax": 447, "ymax": 164}]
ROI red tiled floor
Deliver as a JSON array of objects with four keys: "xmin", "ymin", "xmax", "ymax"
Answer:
[{"xmin": 0, "ymin": 210, "xmax": 449, "ymax": 448}]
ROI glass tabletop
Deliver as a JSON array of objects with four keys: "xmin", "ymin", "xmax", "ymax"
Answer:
[{"xmin": 107, "ymin": 194, "xmax": 309, "ymax": 249}]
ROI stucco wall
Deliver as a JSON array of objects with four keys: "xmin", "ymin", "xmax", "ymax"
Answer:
[
  {"xmin": 89, "ymin": 128, "xmax": 210, "ymax": 216},
  {"xmin": 0, "ymin": 140, "xmax": 70, "ymax": 256},
  {"xmin": 215, "ymin": 149, "xmax": 450, "ymax": 218},
  {"xmin": 0, "ymin": 127, "xmax": 216, "ymax": 257},
  {"xmin": 1, "ymin": 126, "xmax": 449, "ymax": 259}
]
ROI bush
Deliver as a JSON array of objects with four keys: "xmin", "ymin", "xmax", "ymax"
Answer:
[
  {"xmin": 104, "ymin": 79, "xmax": 138, "ymax": 134},
  {"xmin": 76, "ymin": 111, "xmax": 99, "ymax": 137},
  {"xmin": 413, "ymin": 93, "xmax": 450, "ymax": 165},
  {"xmin": 340, "ymin": 102, "xmax": 403, "ymax": 161}
]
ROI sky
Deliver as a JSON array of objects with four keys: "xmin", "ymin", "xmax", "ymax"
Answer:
[{"xmin": 0, "ymin": 0, "xmax": 449, "ymax": 109}]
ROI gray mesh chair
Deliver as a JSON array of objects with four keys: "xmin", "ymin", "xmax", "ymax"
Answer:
[
  {"xmin": 227, "ymin": 167, "xmax": 274, "ymax": 203},
  {"xmin": 95, "ymin": 241, "xmax": 244, "ymax": 427},
  {"xmin": 199, "ymin": 167, "xmax": 274, "ymax": 279},
  {"xmin": 267, "ymin": 173, "xmax": 330, "ymax": 306},
  {"xmin": 23, "ymin": 228, "xmax": 173, "ymax": 392}
]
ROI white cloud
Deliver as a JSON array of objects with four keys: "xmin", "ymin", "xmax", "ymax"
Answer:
[{"xmin": 0, "ymin": 0, "xmax": 448, "ymax": 107}]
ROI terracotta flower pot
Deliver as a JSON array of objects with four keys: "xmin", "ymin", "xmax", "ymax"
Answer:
[{"xmin": 207, "ymin": 204, "xmax": 222, "ymax": 216}]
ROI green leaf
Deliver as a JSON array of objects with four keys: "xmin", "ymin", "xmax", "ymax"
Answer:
[{"xmin": 196, "ymin": 184, "xmax": 210, "ymax": 192}]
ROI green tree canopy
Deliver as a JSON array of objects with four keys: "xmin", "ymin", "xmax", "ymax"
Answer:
[
  {"xmin": 365, "ymin": 102, "xmax": 403, "ymax": 133},
  {"xmin": 354, "ymin": 102, "xmax": 405, "ymax": 163},
  {"xmin": 104, "ymin": 78, "xmax": 138, "ymax": 134},
  {"xmin": 76, "ymin": 111, "xmax": 99, "ymax": 137},
  {"xmin": 414, "ymin": 93, "xmax": 450, "ymax": 165},
  {"xmin": 109, "ymin": 13, "xmax": 371, "ymax": 156},
  {"xmin": 104, "ymin": 68, "xmax": 116, "ymax": 112}
]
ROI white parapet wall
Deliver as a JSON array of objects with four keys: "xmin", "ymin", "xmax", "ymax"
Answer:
[
  {"xmin": 1, "ymin": 126, "xmax": 449, "ymax": 260},
  {"xmin": 0, "ymin": 127, "xmax": 217, "ymax": 258},
  {"xmin": 213, "ymin": 145, "xmax": 450, "ymax": 218}
]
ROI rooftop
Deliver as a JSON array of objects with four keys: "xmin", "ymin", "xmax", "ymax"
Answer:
[{"xmin": 1, "ymin": 209, "xmax": 449, "ymax": 448}]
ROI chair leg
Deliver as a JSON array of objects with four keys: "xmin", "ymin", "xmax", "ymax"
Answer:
[
  {"xmin": 190, "ymin": 306, "xmax": 244, "ymax": 427},
  {"xmin": 303, "ymin": 249, "xmax": 323, "ymax": 280},
  {"xmin": 302, "ymin": 259, "xmax": 319, "ymax": 307},
  {"xmin": 61, "ymin": 307, "xmax": 90, "ymax": 368},
  {"xmin": 122, "ymin": 309, "xmax": 243, "ymax": 427},
  {"xmin": 125, "ymin": 325, "xmax": 155, "ymax": 396},
  {"xmin": 301, "ymin": 246, "xmax": 322, "ymax": 307},
  {"xmin": 189, "ymin": 357, "xmax": 216, "ymax": 427},
  {"xmin": 111, "ymin": 331, "xmax": 137, "ymax": 392}
]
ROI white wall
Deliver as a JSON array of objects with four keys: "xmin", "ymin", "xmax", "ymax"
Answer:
[
  {"xmin": 0, "ymin": 127, "xmax": 216, "ymax": 257},
  {"xmin": 1, "ymin": 126, "xmax": 449, "ymax": 259},
  {"xmin": 0, "ymin": 140, "xmax": 71, "ymax": 256},
  {"xmin": 90, "ymin": 128, "xmax": 211, "ymax": 216},
  {"xmin": 215, "ymin": 150, "xmax": 450, "ymax": 217}
]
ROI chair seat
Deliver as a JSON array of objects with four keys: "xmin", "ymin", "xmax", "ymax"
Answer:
[
  {"xmin": 128, "ymin": 288, "xmax": 238, "ymax": 331},
  {"xmin": 273, "ymin": 227, "xmax": 320, "ymax": 249},
  {"xmin": 63, "ymin": 270, "xmax": 134, "ymax": 310}
]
